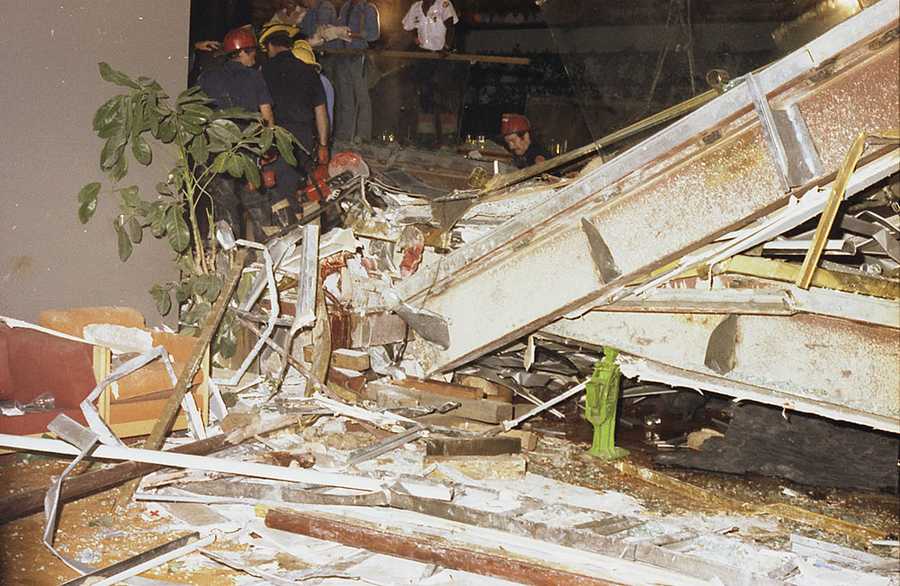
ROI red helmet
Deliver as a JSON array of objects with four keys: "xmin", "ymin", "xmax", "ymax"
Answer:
[
  {"xmin": 223, "ymin": 27, "xmax": 257, "ymax": 53},
  {"xmin": 500, "ymin": 113, "xmax": 531, "ymax": 136}
]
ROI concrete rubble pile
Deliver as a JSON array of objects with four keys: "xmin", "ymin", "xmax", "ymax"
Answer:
[{"xmin": 0, "ymin": 1, "xmax": 898, "ymax": 584}]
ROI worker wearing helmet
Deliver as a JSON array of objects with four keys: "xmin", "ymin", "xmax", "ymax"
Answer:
[
  {"xmin": 197, "ymin": 26, "xmax": 276, "ymax": 240},
  {"xmin": 290, "ymin": 38, "xmax": 335, "ymax": 129},
  {"xmin": 259, "ymin": 25, "xmax": 330, "ymax": 202},
  {"xmin": 500, "ymin": 113, "xmax": 550, "ymax": 169},
  {"xmin": 199, "ymin": 27, "xmax": 274, "ymax": 126}
]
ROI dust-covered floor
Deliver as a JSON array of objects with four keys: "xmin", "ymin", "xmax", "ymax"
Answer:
[{"xmin": 0, "ymin": 421, "xmax": 897, "ymax": 585}]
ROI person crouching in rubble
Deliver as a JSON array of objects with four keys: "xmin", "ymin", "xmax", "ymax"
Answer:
[
  {"xmin": 500, "ymin": 113, "xmax": 551, "ymax": 169},
  {"xmin": 198, "ymin": 26, "xmax": 275, "ymax": 240}
]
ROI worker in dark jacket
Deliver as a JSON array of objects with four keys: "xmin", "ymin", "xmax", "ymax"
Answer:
[
  {"xmin": 198, "ymin": 27, "xmax": 275, "ymax": 239},
  {"xmin": 500, "ymin": 113, "xmax": 550, "ymax": 169},
  {"xmin": 259, "ymin": 25, "xmax": 330, "ymax": 204}
]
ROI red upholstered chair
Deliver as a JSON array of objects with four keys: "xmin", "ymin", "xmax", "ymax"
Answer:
[{"xmin": 0, "ymin": 322, "xmax": 94, "ymax": 436}]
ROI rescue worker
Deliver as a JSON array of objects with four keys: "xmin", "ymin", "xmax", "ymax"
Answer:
[
  {"xmin": 259, "ymin": 25, "xmax": 330, "ymax": 205},
  {"xmin": 500, "ymin": 113, "xmax": 550, "ymax": 169},
  {"xmin": 198, "ymin": 27, "xmax": 275, "ymax": 239},
  {"xmin": 334, "ymin": 0, "xmax": 380, "ymax": 144},
  {"xmin": 291, "ymin": 38, "xmax": 335, "ymax": 130}
]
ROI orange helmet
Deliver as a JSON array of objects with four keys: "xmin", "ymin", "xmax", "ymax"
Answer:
[
  {"xmin": 223, "ymin": 27, "xmax": 257, "ymax": 53},
  {"xmin": 500, "ymin": 113, "xmax": 531, "ymax": 136}
]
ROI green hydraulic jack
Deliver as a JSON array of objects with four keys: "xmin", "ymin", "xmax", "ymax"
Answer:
[{"xmin": 584, "ymin": 347, "xmax": 629, "ymax": 460}]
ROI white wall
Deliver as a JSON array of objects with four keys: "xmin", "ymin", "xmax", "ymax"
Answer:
[{"xmin": 0, "ymin": 1, "xmax": 190, "ymax": 324}]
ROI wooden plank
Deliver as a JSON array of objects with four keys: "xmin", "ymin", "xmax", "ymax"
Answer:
[
  {"xmin": 368, "ymin": 382, "xmax": 513, "ymax": 424},
  {"xmin": 393, "ymin": 376, "xmax": 484, "ymax": 400},
  {"xmin": 304, "ymin": 346, "xmax": 371, "ymax": 371},
  {"xmin": 322, "ymin": 46, "xmax": 530, "ymax": 66},
  {"xmin": 456, "ymin": 375, "xmax": 514, "ymax": 402},
  {"xmin": 328, "ymin": 366, "xmax": 366, "ymax": 393},
  {"xmin": 265, "ymin": 508, "xmax": 627, "ymax": 586},
  {"xmin": 143, "ymin": 249, "xmax": 247, "ymax": 450},
  {"xmin": 333, "ymin": 348, "xmax": 370, "ymax": 371},
  {"xmin": 424, "ymin": 436, "xmax": 521, "ymax": 457}
]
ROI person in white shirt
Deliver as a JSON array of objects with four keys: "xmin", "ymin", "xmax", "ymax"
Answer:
[{"xmin": 402, "ymin": 0, "xmax": 459, "ymax": 52}]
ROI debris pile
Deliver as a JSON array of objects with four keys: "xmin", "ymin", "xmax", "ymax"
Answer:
[{"xmin": 1, "ymin": 3, "xmax": 898, "ymax": 584}]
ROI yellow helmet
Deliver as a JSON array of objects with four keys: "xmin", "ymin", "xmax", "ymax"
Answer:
[
  {"xmin": 258, "ymin": 24, "xmax": 299, "ymax": 46},
  {"xmin": 291, "ymin": 40, "xmax": 320, "ymax": 70}
]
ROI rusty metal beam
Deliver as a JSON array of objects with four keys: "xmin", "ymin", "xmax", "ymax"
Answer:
[
  {"xmin": 542, "ymin": 311, "xmax": 900, "ymax": 433},
  {"xmin": 396, "ymin": 1, "xmax": 899, "ymax": 375},
  {"xmin": 264, "ymin": 507, "xmax": 707, "ymax": 585}
]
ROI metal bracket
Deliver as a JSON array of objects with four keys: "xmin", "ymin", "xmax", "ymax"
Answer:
[
  {"xmin": 747, "ymin": 73, "xmax": 792, "ymax": 192},
  {"xmin": 772, "ymin": 104, "xmax": 825, "ymax": 187},
  {"xmin": 581, "ymin": 217, "xmax": 622, "ymax": 284},
  {"xmin": 747, "ymin": 75, "xmax": 824, "ymax": 189},
  {"xmin": 704, "ymin": 314, "xmax": 739, "ymax": 375}
]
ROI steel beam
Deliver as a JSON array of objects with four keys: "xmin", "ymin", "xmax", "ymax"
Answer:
[
  {"xmin": 542, "ymin": 311, "xmax": 900, "ymax": 433},
  {"xmin": 396, "ymin": 0, "xmax": 899, "ymax": 374}
]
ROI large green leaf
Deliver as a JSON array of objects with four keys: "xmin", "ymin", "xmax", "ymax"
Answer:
[
  {"xmin": 241, "ymin": 155, "xmax": 261, "ymax": 189},
  {"xmin": 210, "ymin": 152, "xmax": 229, "ymax": 174},
  {"xmin": 117, "ymin": 185, "xmax": 140, "ymax": 208},
  {"xmin": 149, "ymin": 202, "xmax": 167, "ymax": 238},
  {"xmin": 78, "ymin": 182, "xmax": 101, "ymax": 205},
  {"xmin": 110, "ymin": 154, "xmax": 128, "ymax": 183},
  {"xmin": 93, "ymin": 96, "xmax": 123, "ymax": 135},
  {"xmin": 149, "ymin": 284, "xmax": 173, "ymax": 316},
  {"xmin": 127, "ymin": 216, "xmax": 143, "ymax": 243},
  {"xmin": 197, "ymin": 273, "xmax": 223, "ymax": 303},
  {"xmin": 206, "ymin": 133, "xmax": 229, "ymax": 153},
  {"xmin": 210, "ymin": 119, "xmax": 242, "ymax": 142},
  {"xmin": 165, "ymin": 205, "xmax": 191, "ymax": 253},
  {"xmin": 77, "ymin": 182, "xmax": 101, "ymax": 224},
  {"xmin": 181, "ymin": 117, "xmax": 205, "ymax": 136},
  {"xmin": 114, "ymin": 218, "xmax": 133, "ymax": 262},
  {"xmin": 175, "ymin": 278, "xmax": 193, "ymax": 304},
  {"xmin": 181, "ymin": 103, "xmax": 214, "ymax": 121},
  {"xmin": 98, "ymin": 62, "xmax": 140, "ymax": 89},
  {"xmin": 157, "ymin": 116, "xmax": 177, "ymax": 143},
  {"xmin": 189, "ymin": 134, "xmax": 209, "ymax": 164},
  {"xmin": 100, "ymin": 132, "xmax": 127, "ymax": 171},
  {"xmin": 176, "ymin": 86, "xmax": 206, "ymax": 107},
  {"xmin": 225, "ymin": 153, "xmax": 243, "ymax": 178},
  {"xmin": 259, "ymin": 127, "xmax": 274, "ymax": 153},
  {"xmin": 274, "ymin": 128, "xmax": 297, "ymax": 166},
  {"xmin": 131, "ymin": 134, "xmax": 152, "ymax": 165},
  {"xmin": 181, "ymin": 300, "xmax": 212, "ymax": 327},
  {"xmin": 155, "ymin": 181, "xmax": 173, "ymax": 196}
]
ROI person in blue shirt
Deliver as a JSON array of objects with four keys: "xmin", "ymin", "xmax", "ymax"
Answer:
[
  {"xmin": 334, "ymin": 0, "xmax": 380, "ymax": 143},
  {"xmin": 299, "ymin": 0, "xmax": 339, "ymax": 81}
]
